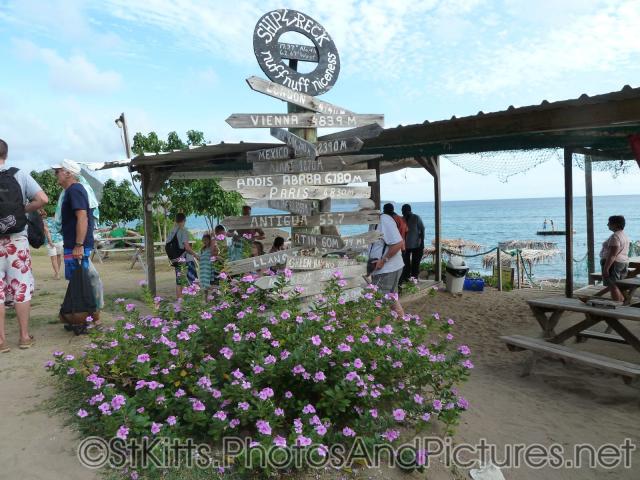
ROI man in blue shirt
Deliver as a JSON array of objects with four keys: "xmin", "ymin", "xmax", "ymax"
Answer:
[{"xmin": 52, "ymin": 159, "xmax": 103, "ymax": 318}]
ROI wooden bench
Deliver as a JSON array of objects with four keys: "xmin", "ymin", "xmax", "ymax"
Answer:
[
  {"xmin": 501, "ymin": 334, "xmax": 640, "ymax": 386},
  {"xmin": 574, "ymin": 285, "xmax": 640, "ymax": 302},
  {"xmin": 575, "ymin": 329, "xmax": 626, "ymax": 344}
]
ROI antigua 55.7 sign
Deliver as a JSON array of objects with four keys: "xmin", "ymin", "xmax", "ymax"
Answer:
[{"xmin": 253, "ymin": 9, "xmax": 340, "ymax": 96}]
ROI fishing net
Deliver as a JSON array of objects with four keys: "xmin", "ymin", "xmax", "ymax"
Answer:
[{"xmin": 570, "ymin": 153, "xmax": 638, "ymax": 178}]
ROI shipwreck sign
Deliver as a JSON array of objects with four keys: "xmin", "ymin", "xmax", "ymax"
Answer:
[{"xmin": 253, "ymin": 9, "xmax": 340, "ymax": 96}]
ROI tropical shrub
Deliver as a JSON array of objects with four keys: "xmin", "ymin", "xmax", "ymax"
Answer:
[{"xmin": 48, "ymin": 262, "xmax": 472, "ymax": 477}]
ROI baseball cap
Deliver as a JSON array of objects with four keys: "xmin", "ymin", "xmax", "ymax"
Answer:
[{"xmin": 51, "ymin": 158, "xmax": 82, "ymax": 175}]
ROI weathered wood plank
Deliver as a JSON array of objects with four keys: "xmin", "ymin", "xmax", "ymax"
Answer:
[
  {"xmin": 267, "ymin": 199, "xmax": 318, "ymax": 216},
  {"xmin": 226, "ymin": 113, "xmax": 383, "ymax": 129},
  {"xmin": 235, "ymin": 185, "xmax": 371, "ymax": 200},
  {"xmin": 316, "ymin": 137, "xmax": 363, "ymax": 156},
  {"xmin": 251, "ymin": 155, "xmax": 366, "ymax": 174},
  {"xmin": 292, "ymin": 232, "xmax": 345, "ymax": 250},
  {"xmin": 226, "ymin": 248, "xmax": 303, "ymax": 275},
  {"xmin": 246, "ymin": 145, "xmax": 292, "ymax": 163},
  {"xmin": 318, "ymin": 123, "xmax": 384, "ymax": 141},
  {"xmin": 286, "ymin": 255, "xmax": 361, "ymax": 270},
  {"xmin": 271, "ymin": 128, "xmax": 317, "ymax": 158},
  {"xmin": 255, "ymin": 264, "xmax": 366, "ymax": 290},
  {"xmin": 246, "ymin": 76, "xmax": 352, "ymax": 115},
  {"xmin": 277, "ymin": 43, "xmax": 318, "ymax": 62},
  {"xmin": 223, "ymin": 210, "xmax": 379, "ymax": 230},
  {"xmin": 218, "ymin": 170, "xmax": 376, "ymax": 190}
]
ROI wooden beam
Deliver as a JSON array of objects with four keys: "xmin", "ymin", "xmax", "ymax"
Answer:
[
  {"xmin": 564, "ymin": 148, "xmax": 574, "ymax": 298},
  {"xmin": 140, "ymin": 168, "xmax": 157, "ymax": 296},
  {"xmin": 584, "ymin": 157, "xmax": 595, "ymax": 281},
  {"xmin": 367, "ymin": 158, "xmax": 381, "ymax": 211},
  {"xmin": 415, "ymin": 156, "xmax": 442, "ymax": 281}
]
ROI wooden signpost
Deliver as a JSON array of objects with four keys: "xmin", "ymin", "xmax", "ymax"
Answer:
[
  {"xmin": 251, "ymin": 155, "xmax": 371, "ymax": 174},
  {"xmin": 286, "ymin": 255, "xmax": 361, "ymax": 271},
  {"xmin": 226, "ymin": 247, "xmax": 303, "ymax": 275},
  {"xmin": 246, "ymin": 145, "xmax": 292, "ymax": 162},
  {"xmin": 268, "ymin": 199, "xmax": 318, "ymax": 216},
  {"xmin": 270, "ymin": 127, "xmax": 317, "ymax": 158},
  {"xmin": 222, "ymin": 210, "xmax": 380, "ymax": 230},
  {"xmin": 226, "ymin": 113, "xmax": 383, "ymax": 129},
  {"xmin": 218, "ymin": 170, "xmax": 376, "ymax": 190},
  {"xmin": 292, "ymin": 232, "xmax": 345, "ymax": 250},
  {"xmin": 316, "ymin": 137, "xmax": 364, "ymax": 156},
  {"xmin": 254, "ymin": 263, "xmax": 366, "ymax": 290},
  {"xmin": 232, "ymin": 185, "xmax": 371, "ymax": 201},
  {"xmin": 318, "ymin": 123, "xmax": 384, "ymax": 141}
]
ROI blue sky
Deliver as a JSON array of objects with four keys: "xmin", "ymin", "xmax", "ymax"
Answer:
[{"xmin": 1, "ymin": 0, "xmax": 638, "ymax": 201}]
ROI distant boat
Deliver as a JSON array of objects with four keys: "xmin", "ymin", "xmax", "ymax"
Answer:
[{"xmin": 537, "ymin": 230, "xmax": 566, "ymax": 236}]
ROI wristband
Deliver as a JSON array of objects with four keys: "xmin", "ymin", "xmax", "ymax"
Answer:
[{"xmin": 75, "ymin": 243, "xmax": 84, "ymax": 247}]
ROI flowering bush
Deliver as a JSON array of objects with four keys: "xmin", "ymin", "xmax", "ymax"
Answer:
[{"xmin": 48, "ymin": 267, "xmax": 472, "ymax": 477}]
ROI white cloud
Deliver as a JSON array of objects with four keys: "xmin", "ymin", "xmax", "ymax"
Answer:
[{"xmin": 13, "ymin": 39, "xmax": 122, "ymax": 94}]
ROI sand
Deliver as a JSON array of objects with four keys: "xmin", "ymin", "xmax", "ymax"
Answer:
[{"xmin": 0, "ymin": 251, "xmax": 638, "ymax": 479}]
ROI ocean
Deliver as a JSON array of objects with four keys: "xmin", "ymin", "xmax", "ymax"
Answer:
[{"xmin": 187, "ymin": 194, "xmax": 640, "ymax": 285}]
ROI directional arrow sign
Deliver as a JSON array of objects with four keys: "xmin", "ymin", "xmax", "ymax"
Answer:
[
  {"xmin": 252, "ymin": 155, "xmax": 369, "ymax": 175},
  {"xmin": 223, "ymin": 210, "xmax": 380, "ymax": 230},
  {"xmin": 255, "ymin": 264, "xmax": 366, "ymax": 290},
  {"xmin": 234, "ymin": 185, "xmax": 371, "ymax": 201},
  {"xmin": 286, "ymin": 255, "xmax": 361, "ymax": 271},
  {"xmin": 226, "ymin": 248, "xmax": 303, "ymax": 275},
  {"xmin": 267, "ymin": 199, "xmax": 318, "ymax": 216},
  {"xmin": 218, "ymin": 170, "xmax": 376, "ymax": 190},
  {"xmin": 246, "ymin": 145, "xmax": 292, "ymax": 162},
  {"xmin": 292, "ymin": 232, "xmax": 345, "ymax": 250},
  {"xmin": 246, "ymin": 76, "xmax": 352, "ymax": 115},
  {"xmin": 226, "ymin": 113, "xmax": 383, "ymax": 129},
  {"xmin": 319, "ymin": 123, "xmax": 384, "ymax": 141},
  {"xmin": 271, "ymin": 128, "xmax": 317, "ymax": 158},
  {"xmin": 316, "ymin": 137, "xmax": 363, "ymax": 156}
]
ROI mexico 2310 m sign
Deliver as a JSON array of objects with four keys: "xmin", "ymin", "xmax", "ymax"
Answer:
[{"xmin": 253, "ymin": 9, "xmax": 340, "ymax": 96}]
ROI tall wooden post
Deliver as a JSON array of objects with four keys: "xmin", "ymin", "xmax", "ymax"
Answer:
[
  {"xmin": 367, "ymin": 159, "xmax": 381, "ymax": 211},
  {"xmin": 584, "ymin": 156, "xmax": 595, "ymax": 282},
  {"xmin": 496, "ymin": 246, "xmax": 503, "ymax": 291},
  {"xmin": 564, "ymin": 148, "xmax": 574, "ymax": 297},
  {"xmin": 141, "ymin": 168, "xmax": 156, "ymax": 295},
  {"xmin": 414, "ymin": 155, "xmax": 441, "ymax": 281}
]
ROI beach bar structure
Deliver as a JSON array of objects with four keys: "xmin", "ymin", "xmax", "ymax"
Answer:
[{"xmin": 100, "ymin": 86, "xmax": 640, "ymax": 296}]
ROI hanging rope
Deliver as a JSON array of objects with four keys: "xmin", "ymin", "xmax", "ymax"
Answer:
[{"xmin": 442, "ymin": 246, "xmax": 497, "ymax": 258}]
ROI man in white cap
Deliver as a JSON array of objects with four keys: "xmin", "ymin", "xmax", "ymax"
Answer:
[
  {"xmin": 0, "ymin": 138, "xmax": 48, "ymax": 353},
  {"xmin": 53, "ymin": 160, "xmax": 103, "ymax": 324}
]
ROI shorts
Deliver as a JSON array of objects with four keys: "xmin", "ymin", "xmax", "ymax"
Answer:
[
  {"xmin": 372, "ymin": 267, "xmax": 403, "ymax": 295},
  {"xmin": 47, "ymin": 241, "xmax": 63, "ymax": 257},
  {"xmin": 175, "ymin": 260, "xmax": 198, "ymax": 285},
  {"xmin": 0, "ymin": 235, "xmax": 35, "ymax": 303},
  {"xmin": 600, "ymin": 259, "xmax": 628, "ymax": 286}
]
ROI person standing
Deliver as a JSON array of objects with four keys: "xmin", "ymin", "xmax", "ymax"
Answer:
[
  {"xmin": 368, "ymin": 208, "xmax": 405, "ymax": 318},
  {"xmin": 0, "ymin": 139, "xmax": 48, "ymax": 352},
  {"xmin": 400, "ymin": 204, "xmax": 425, "ymax": 284},
  {"xmin": 167, "ymin": 213, "xmax": 199, "ymax": 298},
  {"xmin": 53, "ymin": 159, "xmax": 104, "ymax": 316},
  {"xmin": 228, "ymin": 205, "xmax": 265, "ymax": 261},
  {"xmin": 600, "ymin": 215, "xmax": 630, "ymax": 302}
]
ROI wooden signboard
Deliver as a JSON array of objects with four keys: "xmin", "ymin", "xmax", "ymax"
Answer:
[
  {"xmin": 286, "ymin": 255, "xmax": 361, "ymax": 271},
  {"xmin": 226, "ymin": 113, "xmax": 383, "ymax": 129},
  {"xmin": 234, "ymin": 185, "xmax": 371, "ymax": 201},
  {"xmin": 226, "ymin": 247, "xmax": 303, "ymax": 275},
  {"xmin": 292, "ymin": 232, "xmax": 345, "ymax": 250},
  {"xmin": 286, "ymin": 276, "xmax": 365, "ymax": 299},
  {"xmin": 254, "ymin": 263, "xmax": 366, "ymax": 290},
  {"xmin": 246, "ymin": 145, "xmax": 292, "ymax": 162},
  {"xmin": 278, "ymin": 42, "xmax": 318, "ymax": 62},
  {"xmin": 312, "ymin": 230, "xmax": 381, "ymax": 255},
  {"xmin": 247, "ymin": 76, "xmax": 352, "ymax": 115},
  {"xmin": 270, "ymin": 128, "xmax": 317, "ymax": 158},
  {"xmin": 223, "ymin": 210, "xmax": 380, "ymax": 230},
  {"xmin": 251, "ymin": 155, "xmax": 367, "ymax": 175},
  {"xmin": 218, "ymin": 170, "xmax": 376, "ymax": 190},
  {"xmin": 318, "ymin": 123, "xmax": 384, "ymax": 141},
  {"xmin": 268, "ymin": 199, "xmax": 318, "ymax": 216},
  {"xmin": 317, "ymin": 137, "xmax": 364, "ymax": 156}
]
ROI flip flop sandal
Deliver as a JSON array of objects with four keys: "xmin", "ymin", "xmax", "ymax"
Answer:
[
  {"xmin": 18, "ymin": 335, "xmax": 35, "ymax": 349},
  {"xmin": 0, "ymin": 342, "xmax": 10, "ymax": 353}
]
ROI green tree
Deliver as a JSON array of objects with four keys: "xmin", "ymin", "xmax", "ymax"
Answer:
[
  {"xmin": 99, "ymin": 179, "xmax": 142, "ymax": 226},
  {"xmin": 30, "ymin": 170, "xmax": 62, "ymax": 216}
]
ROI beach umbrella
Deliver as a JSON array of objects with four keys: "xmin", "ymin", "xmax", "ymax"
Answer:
[
  {"xmin": 424, "ymin": 238, "xmax": 482, "ymax": 257},
  {"xmin": 498, "ymin": 240, "xmax": 557, "ymax": 250},
  {"xmin": 482, "ymin": 248, "xmax": 561, "ymax": 269}
]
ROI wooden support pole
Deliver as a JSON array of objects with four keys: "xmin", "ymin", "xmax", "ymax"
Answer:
[
  {"xmin": 141, "ymin": 168, "xmax": 156, "ymax": 296},
  {"xmin": 367, "ymin": 159, "xmax": 381, "ymax": 211},
  {"xmin": 564, "ymin": 147, "xmax": 574, "ymax": 298},
  {"xmin": 584, "ymin": 156, "xmax": 595, "ymax": 281},
  {"xmin": 516, "ymin": 250, "xmax": 521, "ymax": 289},
  {"xmin": 497, "ymin": 247, "xmax": 503, "ymax": 291},
  {"xmin": 433, "ymin": 157, "xmax": 442, "ymax": 282}
]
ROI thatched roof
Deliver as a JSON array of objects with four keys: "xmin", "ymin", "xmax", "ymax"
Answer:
[
  {"xmin": 498, "ymin": 240, "xmax": 557, "ymax": 250},
  {"xmin": 483, "ymin": 248, "xmax": 561, "ymax": 268},
  {"xmin": 424, "ymin": 238, "xmax": 482, "ymax": 257}
]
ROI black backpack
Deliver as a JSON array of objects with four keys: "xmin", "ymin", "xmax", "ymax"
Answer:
[
  {"xmin": 0, "ymin": 167, "xmax": 27, "ymax": 235},
  {"xmin": 27, "ymin": 211, "xmax": 46, "ymax": 248},
  {"xmin": 165, "ymin": 229, "xmax": 185, "ymax": 265}
]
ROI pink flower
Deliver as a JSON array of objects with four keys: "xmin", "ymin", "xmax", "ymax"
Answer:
[
  {"xmin": 274, "ymin": 408, "xmax": 284, "ymax": 416},
  {"xmin": 285, "ymin": 391, "xmax": 293, "ymax": 399},
  {"xmin": 353, "ymin": 358, "xmax": 363, "ymax": 369},
  {"xmin": 414, "ymin": 394, "xmax": 424, "ymax": 405},
  {"xmin": 462, "ymin": 359, "xmax": 474, "ymax": 369},
  {"xmin": 421, "ymin": 413, "xmax": 431, "ymax": 422},
  {"xmin": 393, "ymin": 409, "xmax": 406, "ymax": 421},
  {"xmin": 137, "ymin": 353, "xmax": 150, "ymax": 363},
  {"xmin": 302, "ymin": 404, "xmax": 316, "ymax": 414},
  {"xmin": 238, "ymin": 402, "xmax": 250, "ymax": 411},
  {"xmin": 256, "ymin": 420, "xmax": 272, "ymax": 436},
  {"xmin": 219, "ymin": 347, "xmax": 233, "ymax": 359},
  {"xmin": 77, "ymin": 409, "xmax": 89, "ymax": 418},
  {"xmin": 192, "ymin": 399, "xmax": 206, "ymax": 412},
  {"xmin": 310, "ymin": 335, "xmax": 321, "ymax": 346},
  {"xmin": 296, "ymin": 435, "xmax": 312, "ymax": 447},
  {"xmin": 292, "ymin": 365, "xmax": 306, "ymax": 375},
  {"xmin": 214, "ymin": 411, "xmax": 227, "ymax": 421},
  {"xmin": 273, "ymin": 436, "xmax": 287, "ymax": 447},
  {"xmin": 258, "ymin": 388, "xmax": 274, "ymax": 401},
  {"xmin": 433, "ymin": 400, "xmax": 443, "ymax": 411},
  {"xmin": 116, "ymin": 425, "xmax": 129, "ymax": 440},
  {"xmin": 342, "ymin": 427, "xmax": 355, "ymax": 437},
  {"xmin": 369, "ymin": 409, "xmax": 378, "ymax": 418},
  {"xmin": 458, "ymin": 345, "xmax": 471, "ymax": 356},
  {"xmin": 264, "ymin": 355, "xmax": 276, "ymax": 365},
  {"xmin": 315, "ymin": 424, "xmax": 327, "ymax": 436},
  {"xmin": 167, "ymin": 416, "xmax": 177, "ymax": 426},
  {"xmin": 381, "ymin": 429, "xmax": 400, "ymax": 442},
  {"xmin": 111, "ymin": 395, "xmax": 126, "ymax": 411},
  {"xmin": 253, "ymin": 365, "xmax": 264, "ymax": 374},
  {"xmin": 337, "ymin": 343, "xmax": 351, "ymax": 352},
  {"xmin": 151, "ymin": 422, "xmax": 162, "ymax": 435},
  {"xmin": 314, "ymin": 371, "xmax": 326, "ymax": 382}
]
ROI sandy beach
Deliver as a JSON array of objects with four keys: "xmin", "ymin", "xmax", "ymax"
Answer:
[{"xmin": 0, "ymin": 251, "xmax": 638, "ymax": 480}]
